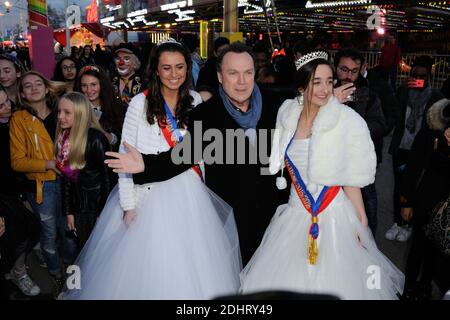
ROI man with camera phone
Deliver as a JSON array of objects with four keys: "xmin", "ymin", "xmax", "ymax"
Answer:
[{"xmin": 333, "ymin": 48, "xmax": 387, "ymax": 236}]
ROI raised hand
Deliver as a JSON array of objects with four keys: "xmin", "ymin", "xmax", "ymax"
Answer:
[
  {"xmin": 333, "ymin": 83, "xmax": 356, "ymax": 104},
  {"xmin": 105, "ymin": 141, "xmax": 145, "ymax": 174}
]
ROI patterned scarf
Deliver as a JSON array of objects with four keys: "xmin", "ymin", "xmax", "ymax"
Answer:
[
  {"xmin": 56, "ymin": 129, "xmax": 79, "ymax": 182},
  {"xmin": 405, "ymin": 84, "xmax": 432, "ymax": 133}
]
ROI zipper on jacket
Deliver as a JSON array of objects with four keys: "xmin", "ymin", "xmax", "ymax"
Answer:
[{"xmin": 32, "ymin": 116, "xmax": 40, "ymax": 151}]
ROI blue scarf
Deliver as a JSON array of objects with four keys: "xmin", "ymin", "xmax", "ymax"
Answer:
[{"xmin": 219, "ymin": 84, "xmax": 262, "ymax": 130}]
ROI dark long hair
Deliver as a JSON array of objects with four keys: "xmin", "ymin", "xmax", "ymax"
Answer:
[
  {"xmin": 145, "ymin": 42, "xmax": 193, "ymax": 127},
  {"xmin": 73, "ymin": 64, "xmax": 123, "ymax": 130},
  {"xmin": 52, "ymin": 56, "xmax": 79, "ymax": 82}
]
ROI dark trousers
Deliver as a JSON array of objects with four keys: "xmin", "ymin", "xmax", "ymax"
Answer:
[
  {"xmin": 73, "ymin": 213, "xmax": 98, "ymax": 253},
  {"xmin": 362, "ymin": 183, "xmax": 378, "ymax": 235},
  {"xmin": 404, "ymin": 221, "xmax": 434, "ymax": 295},
  {"xmin": 0, "ymin": 194, "xmax": 40, "ymax": 298},
  {"xmin": 432, "ymin": 247, "xmax": 450, "ymax": 297},
  {"xmin": 392, "ymin": 149, "xmax": 410, "ymax": 225},
  {"xmin": 0, "ymin": 194, "xmax": 40, "ymax": 269}
]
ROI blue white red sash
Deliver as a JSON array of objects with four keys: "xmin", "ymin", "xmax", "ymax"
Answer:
[
  {"xmin": 285, "ymin": 139, "xmax": 340, "ymax": 264},
  {"xmin": 162, "ymin": 103, "xmax": 203, "ymax": 181},
  {"xmin": 143, "ymin": 90, "xmax": 203, "ymax": 181}
]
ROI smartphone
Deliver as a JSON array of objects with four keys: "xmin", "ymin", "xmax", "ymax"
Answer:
[
  {"xmin": 334, "ymin": 79, "xmax": 357, "ymax": 102},
  {"xmin": 408, "ymin": 79, "xmax": 425, "ymax": 88}
]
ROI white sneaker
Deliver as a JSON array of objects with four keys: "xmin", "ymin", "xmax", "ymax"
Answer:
[
  {"xmin": 5, "ymin": 272, "xmax": 41, "ymax": 296},
  {"xmin": 385, "ymin": 223, "xmax": 400, "ymax": 240},
  {"xmin": 396, "ymin": 225, "xmax": 412, "ymax": 242}
]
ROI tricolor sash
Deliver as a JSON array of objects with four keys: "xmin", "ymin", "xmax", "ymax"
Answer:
[
  {"xmin": 142, "ymin": 89, "xmax": 203, "ymax": 181},
  {"xmin": 160, "ymin": 99, "xmax": 203, "ymax": 182},
  {"xmin": 285, "ymin": 140, "xmax": 340, "ymax": 265}
]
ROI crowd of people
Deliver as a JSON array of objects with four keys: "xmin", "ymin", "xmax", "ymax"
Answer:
[{"xmin": 0, "ymin": 33, "xmax": 449, "ymax": 300}]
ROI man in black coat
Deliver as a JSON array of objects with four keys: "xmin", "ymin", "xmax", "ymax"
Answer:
[
  {"xmin": 333, "ymin": 48, "xmax": 387, "ymax": 236},
  {"xmin": 106, "ymin": 42, "xmax": 286, "ymax": 265}
]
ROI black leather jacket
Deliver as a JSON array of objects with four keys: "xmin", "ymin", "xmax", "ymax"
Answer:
[{"xmin": 63, "ymin": 128, "xmax": 111, "ymax": 216}]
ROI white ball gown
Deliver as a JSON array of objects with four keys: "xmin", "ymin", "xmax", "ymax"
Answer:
[
  {"xmin": 240, "ymin": 138, "xmax": 404, "ymax": 300},
  {"xmin": 62, "ymin": 168, "xmax": 242, "ymax": 300}
]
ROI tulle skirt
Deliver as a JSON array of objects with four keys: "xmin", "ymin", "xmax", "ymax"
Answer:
[
  {"xmin": 240, "ymin": 190, "xmax": 404, "ymax": 300},
  {"xmin": 63, "ymin": 170, "xmax": 242, "ymax": 300}
]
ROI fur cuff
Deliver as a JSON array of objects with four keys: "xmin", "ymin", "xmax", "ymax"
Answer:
[{"xmin": 427, "ymin": 98, "xmax": 450, "ymax": 131}]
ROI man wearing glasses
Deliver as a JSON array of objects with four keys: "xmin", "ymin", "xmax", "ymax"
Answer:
[
  {"xmin": 111, "ymin": 45, "xmax": 145, "ymax": 111},
  {"xmin": 334, "ymin": 48, "xmax": 387, "ymax": 237}
]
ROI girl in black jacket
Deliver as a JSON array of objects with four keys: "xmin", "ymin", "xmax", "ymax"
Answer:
[{"xmin": 55, "ymin": 92, "xmax": 111, "ymax": 252}]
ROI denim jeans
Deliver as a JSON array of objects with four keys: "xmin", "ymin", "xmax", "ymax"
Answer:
[
  {"xmin": 27, "ymin": 179, "xmax": 62, "ymax": 276},
  {"xmin": 361, "ymin": 183, "xmax": 378, "ymax": 236}
]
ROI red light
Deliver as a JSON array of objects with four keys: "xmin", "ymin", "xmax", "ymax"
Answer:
[
  {"xmin": 259, "ymin": 34, "xmax": 263, "ymax": 41},
  {"xmin": 377, "ymin": 28, "xmax": 385, "ymax": 35}
]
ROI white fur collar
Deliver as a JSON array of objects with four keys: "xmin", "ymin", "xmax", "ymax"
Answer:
[
  {"xmin": 278, "ymin": 95, "xmax": 342, "ymax": 136},
  {"xmin": 270, "ymin": 96, "xmax": 376, "ymax": 188}
]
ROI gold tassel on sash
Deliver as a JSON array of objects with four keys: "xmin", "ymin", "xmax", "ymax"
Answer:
[
  {"xmin": 308, "ymin": 217, "xmax": 319, "ymax": 265},
  {"xmin": 308, "ymin": 235, "xmax": 318, "ymax": 265}
]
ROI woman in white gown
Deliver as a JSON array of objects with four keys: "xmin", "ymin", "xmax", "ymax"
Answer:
[
  {"xmin": 62, "ymin": 39, "xmax": 241, "ymax": 300},
  {"xmin": 240, "ymin": 51, "xmax": 404, "ymax": 300}
]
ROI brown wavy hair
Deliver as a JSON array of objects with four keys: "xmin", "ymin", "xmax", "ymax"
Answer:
[
  {"xmin": 17, "ymin": 71, "xmax": 64, "ymax": 116},
  {"xmin": 73, "ymin": 65, "xmax": 123, "ymax": 131},
  {"xmin": 145, "ymin": 42, "xmax": 193, "ymax": 128}
]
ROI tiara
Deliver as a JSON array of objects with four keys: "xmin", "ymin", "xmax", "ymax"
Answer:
[
  {"xmin": 295, "ymin": 51, "xmax": 329, "ymax": 70},
  {"xmin": 157, "ymin": 37, "xmax": 182, "ymax": 47}
]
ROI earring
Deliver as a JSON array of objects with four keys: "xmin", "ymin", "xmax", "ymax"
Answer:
[{"xmin": 298, "ymin": 94, "xmax": 304, "ymax": 106}]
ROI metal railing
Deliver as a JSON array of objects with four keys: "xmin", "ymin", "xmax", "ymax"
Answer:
[{"xmin": 329, "ymin": 51, "xmax": 449, "ymax": 90}]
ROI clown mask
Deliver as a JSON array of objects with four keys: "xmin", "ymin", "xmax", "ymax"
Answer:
[{"xmin": 115, "ymin": 52, "xmax": 135, "ymax": 77}]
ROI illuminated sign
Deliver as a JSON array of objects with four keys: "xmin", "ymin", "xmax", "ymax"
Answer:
[
  {"xmin": 101, "ymin": 8, "xmax": 159, "ymax": 28},
  {"xmin": 167, "ymin": 9, "xmax": 195, "ymax": 21},
  {"xmin": 305, "ymin": 0, "xmax": 372, "ymax": 8},
  {"xmin": 239, "ymin": 0, "xmax": 272, "ymax": 15},
  {"xmin": 161, "ymin": 0, "xmax": 193, "ymax": 11},
  {"xmin": 105, "ymin": 4, "xmax": 121, "ymax": 11},
  {"xmin": 127, "ymin": 9, "xmax": 158, "ymax": 26}
]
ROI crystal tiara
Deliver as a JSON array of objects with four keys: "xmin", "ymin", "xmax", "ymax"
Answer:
[
  {"xmin": 157, "ymin": 37, "xmax": 182, "ymax": 47},
  {"xmin": 295, "ymin": 51, "xmax": 329, "ymax": 70}
]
